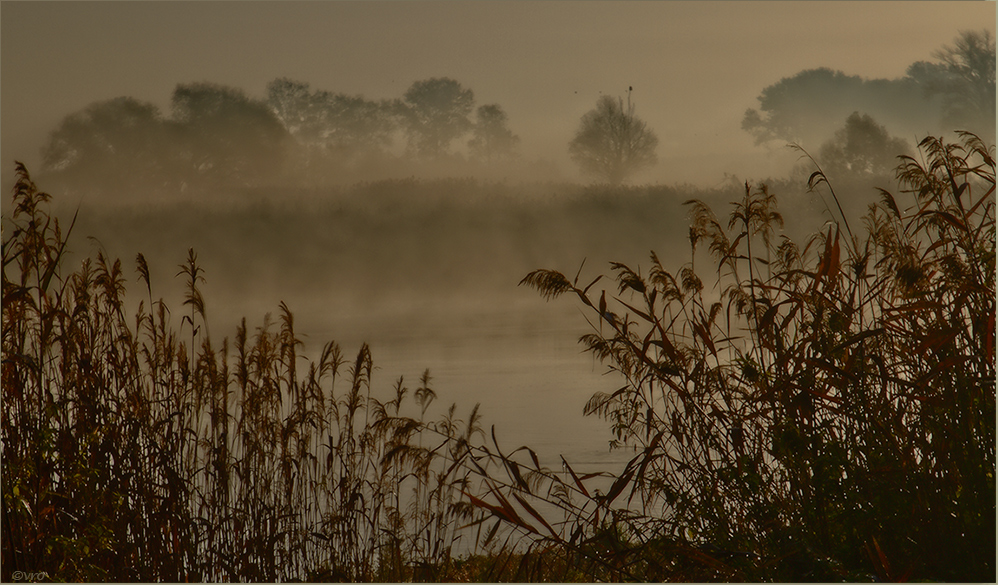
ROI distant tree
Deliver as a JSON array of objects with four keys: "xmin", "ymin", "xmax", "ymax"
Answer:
[
  {"xmin": 468, "ymin": 104, "xmax": 519, "ymax": 163},
  {"xmin": 398, "ymin": 77, "xmax": 475, "ymax": 158},
  {"xmin": 266, "ymin": 78, "xmax": 395, "ymax": 157},
  {"xmin": 568, "ymin": 91, "xmax": 658, "ymax": 185},
  {"xmin": 266, "ymin": 78, "xmax": 326, "ymax": 144},
  {"xmin": 318, "ymin": 94, "xmax": 396, "ymax": 154},
  {"xmin": 40, "ymin": 97, "xmax": 176, "ymax": 193},
  {"xmin": 171, "ymin": 82, "xmax": 290, "ymax": 188},
  {"xmin": 818, "ymin": 112, "xmax": 911, "ymax": 177},
  {"xmin": 907, "ymin": 30, "xmax": 996, "ymax": 138},
  {"xmin": 744, "ymin": 32, "xmax": 996, "ymax": 150},
  {"xmin": 741, "ymin": 68, "xmax": 939, "ymax": 148}
]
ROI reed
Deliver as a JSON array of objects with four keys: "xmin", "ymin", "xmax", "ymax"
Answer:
[
  {"xmin": 1, "ymin": 163, "xmax": 495, "ymax": 581},
  {"xmin": 4, "ymin": 131, "xmax": 993, "ymax": 581},
  {"xmin": 503, "ymin": 131, "xmax": 995, "ymax": 581}
]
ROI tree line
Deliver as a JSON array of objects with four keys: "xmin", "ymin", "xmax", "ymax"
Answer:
[
  {"xmin": 744, "ymin": 30, "xmax": 996, "ymax": 149},
  {"xmin": 36, "ymin": 29, "xmax": 995, "ymax": 197},
  {"xmin": 40, "ymin": 77, "xmax": 523, "ymax": 196}
]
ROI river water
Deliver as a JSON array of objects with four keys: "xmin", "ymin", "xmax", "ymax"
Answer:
[
  {"xmin": 278, "ymin": 287, "xmax": 636, "ymax": 473},
  {"xmin": 66, "ymin": 182, "xmax": 718, "ymax": 474}
]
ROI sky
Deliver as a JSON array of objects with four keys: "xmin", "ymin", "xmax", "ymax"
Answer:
[{"xmin": 2, "ymin": 1, "xmax": 995, "ymax": 186}]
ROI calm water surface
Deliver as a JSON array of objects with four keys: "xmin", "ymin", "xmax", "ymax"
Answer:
[{"xmin": 291, "ymin": 290, "xmax": 636, "ymax": 472}]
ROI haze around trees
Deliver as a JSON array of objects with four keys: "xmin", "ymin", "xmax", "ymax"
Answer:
[
  {"xmin": 31, "ymin": 29, "xmax": 996, "ymax": 202},
  {"xmin": 568, "ymin": 90, "xmax": 659, "ymax": 185}
]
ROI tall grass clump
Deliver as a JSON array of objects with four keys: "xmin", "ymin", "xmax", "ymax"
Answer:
[
  {"xmin": 477, "ymin": 132, "xmax": 995, "ymax": 581},
  {"xmin": 1, "ymin": 162, "xmax": 496, "ymax": 581}
]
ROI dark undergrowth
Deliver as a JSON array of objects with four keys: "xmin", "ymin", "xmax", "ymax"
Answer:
[{"xmin": 3, "ymin": 132, "xmax": 994, "ymax": 582}]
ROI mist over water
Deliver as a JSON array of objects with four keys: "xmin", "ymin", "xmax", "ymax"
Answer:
[
  {"xmin": 23, "ymin": 23, "xmax": 994, "ymax": 475},
  {"xmin": 4, "ymin": 0, "xmax": 992, "ymax": 478},
  {"xmin": 3, "ymin": 3, "xmax": 995, "ymax": 577},
  {"xmin": 54, "ymin": 147, "xmax": 927, "ymax": 474},
  {"xmin": 57, "ymin": 180, "xmax": 736, "ymax": 469},
  {"xmin": 42, "ymin": 42, "xmax": 994, "ymax": 462}
]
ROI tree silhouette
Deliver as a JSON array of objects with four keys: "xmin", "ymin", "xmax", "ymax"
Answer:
[
  {"xmin": 265, "ymin": 78, "xmax": 396, "ymax": 184},
  {"xmin": 266, "ymin": 78, "xmax": 327, "ymax": 144},
  {"xmin": 41, "ymin": 97, "xmax": 178, "ymax": 195},
  {"xmin": 398, "ymin": 77, "xmax": 474, "ymax": 159},
  {"xmin": 907, "ymin": 29, "xmax": 996, "ymax": 139},
  {"xmin": 741, "ymin": 68, "xmax": 937, "ymax": 147},
  {"xmin": 818, "ymin": 112, "xmax": 911, "ymax": 177},
  {"xmin": 171, "ymin": 82, "xmax": 290, "ymax": 188},
  {"xmin": 266, "ymin": 78, "xmax": 395, "ymax": 157},
  {"xmin": 468, "ymin": 104, "xmax": 519, "ymax": 163},
  {"xmin": 568, "ymin": 90, "xmax": 658, "ymax": 185},
  {"xmin": 743, "ymin": 31, "xmax": 996, "ymax": 150}
]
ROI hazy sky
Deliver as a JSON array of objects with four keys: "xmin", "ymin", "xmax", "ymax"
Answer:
[{"xmin": 2, "ymin": 1, "xmax": 994, "ymax": 185}]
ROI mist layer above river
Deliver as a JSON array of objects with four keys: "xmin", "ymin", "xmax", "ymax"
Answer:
[{"xmin": 50, "ymin": 176, "xmax": 868, "ymax": 466}]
